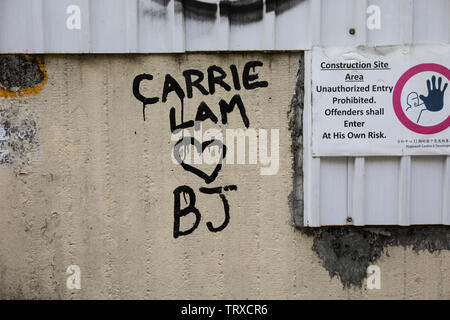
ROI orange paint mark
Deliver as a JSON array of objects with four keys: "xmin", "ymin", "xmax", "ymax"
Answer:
[{"xmin": 0, "ymin": 54, "xmax": 48, "ymax": 98}]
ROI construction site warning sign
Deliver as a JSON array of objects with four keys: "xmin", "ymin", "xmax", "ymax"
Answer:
[{"xmin": 311, "ymin": 46, "xmax": 450, "ymax": 156}]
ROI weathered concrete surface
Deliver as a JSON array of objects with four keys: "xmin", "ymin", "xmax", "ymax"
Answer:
[{"xmin": 0, "ymin": 54, "xmax": 450, "ymax": 299}]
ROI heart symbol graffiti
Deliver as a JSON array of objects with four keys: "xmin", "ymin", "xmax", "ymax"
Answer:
[{"xmin": 173, "ymin": 137, "xmax": 227, "ymax": 184}]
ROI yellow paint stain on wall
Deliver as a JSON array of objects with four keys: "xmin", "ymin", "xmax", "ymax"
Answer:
[{"xmin": 0, "ymin": 55, "xmax": 48, "ymax": 98}]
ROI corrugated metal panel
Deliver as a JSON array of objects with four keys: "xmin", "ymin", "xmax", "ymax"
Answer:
[
  {"xmin": 303, "ymin": 49, "xmax": 450, "ymax": 226},
  {"xmin": 0, "ymin": 0, "xmax": 448, "ymax": 53}
]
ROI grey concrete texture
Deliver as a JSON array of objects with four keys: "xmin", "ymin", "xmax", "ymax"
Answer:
[{"xmin": 0, "ymin": 53, "xmax": 449, "ymax": 299}]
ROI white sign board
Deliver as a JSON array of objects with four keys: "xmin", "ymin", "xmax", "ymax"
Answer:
[{"xmin": 312, "ymin": 45, "xmax": 450, "ymax": 156}]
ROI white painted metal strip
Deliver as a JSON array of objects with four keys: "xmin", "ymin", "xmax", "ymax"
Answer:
[
  {"xmin": 310, "ymin": 158, "xmax": 321, "ymax": 226},
  {"xmin": 31, "ymin": 0, "xmax": 45, "ymax": 53},
  {"xmin": 363, "ymin": 158, "xmax": 400, "ymax": 225},
  {"xmin": 216, "ymin": 0, "xmax": 230, "ymax": 50},
  {"xmin": 448, "ymin": 0, "xmax": 450, "ymax": 44},
  {"xmin": 410, "ymin": 157, "xmax": 445, "ymax": 224},
  {"xmin": 354, "ymin": 0, "xmax": 367, "ymax": 46},
  {"xmin": 320, "ymin": 158, "xmax": 348, "ymax": 225},
  {"xmin": 81, "ymin": 0, "xmax": 91, "ymax": 53},
  {"xmin": 1, "ymin": 0, "xmax": 450, "ymax": 52}
]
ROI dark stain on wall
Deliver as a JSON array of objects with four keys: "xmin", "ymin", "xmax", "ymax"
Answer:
[
  {"xmin": 0, "ymin": 55, "xmax": 47, "ymax": 98},
  {"xmin": 288, "ymin": 53, "xmax": 450, "ymax": 288}
]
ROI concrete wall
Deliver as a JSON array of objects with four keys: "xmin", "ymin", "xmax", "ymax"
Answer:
[{"xmin": 0, "ymin": 53, "xmax": 449, "ymax": 299}]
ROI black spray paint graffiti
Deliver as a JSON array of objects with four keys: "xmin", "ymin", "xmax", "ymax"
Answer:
[{"xmin": 133, "ymin": 60, "xmax": 268, "ymax": 238}]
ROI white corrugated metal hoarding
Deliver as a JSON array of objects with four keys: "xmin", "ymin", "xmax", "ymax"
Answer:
[
  {"xmin": 0, "ymin": 0, "xmax": 449, "ymax": 53},
  {"xmin": 0, "ymin": 0, "xmax": 448, "ymax": 226}
]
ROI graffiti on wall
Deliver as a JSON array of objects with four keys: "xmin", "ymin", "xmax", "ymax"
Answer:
[
  {"xmin": 133, "ymin": 60, "xmax": 274, "ymax": 238},
  {"xmin": 0, "ymin": 54, "xmax": 43, "ymax": 165},
  {"xmin": 0, "ymin": 108, "xmax": 38, "ymax": 165},
  {"xmin": 147, "ymin": 0, "xmax": 303, "ymax": 24}
]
